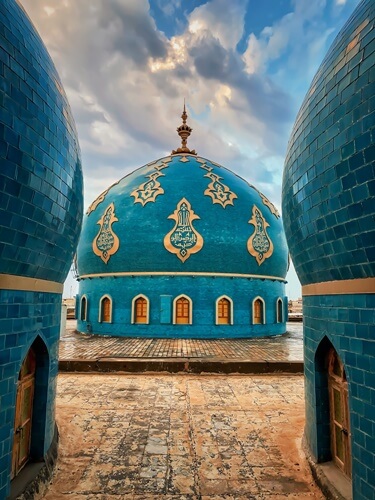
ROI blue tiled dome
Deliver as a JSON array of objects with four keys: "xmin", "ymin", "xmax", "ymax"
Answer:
[
  {"xmin": 282, "ymin": 0, "xmax": 375, "ymax": 285},
  {"xmin": 0, "ymin": 0, "xmax": 83, "ymax": 284},
  {"xmin": 77, "ymin": 154, "xmax": 288, "ymax": 279}
]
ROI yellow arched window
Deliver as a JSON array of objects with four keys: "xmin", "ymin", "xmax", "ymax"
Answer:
[
  {"xmin": 135, "ymin": 297, "xmax": 148, "ymax": 324},
  {"xmin": 253, "ymin": 298, "xmax": 264, "ymax": 324},
  {"xmin": 100, "ymin": 296, "xmax": 112, "ymax": 323},
  {"xmin": 217, "ymin": 297, "xmax": 231, "ymax": 325},
  {"xmin": 175, "ymin": 297, "xmax": 190, "ymax": 324}
]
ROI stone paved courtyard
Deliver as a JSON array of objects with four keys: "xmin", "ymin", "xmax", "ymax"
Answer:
[
  {"xmin": 59, "ymin": 321, "xmax": 303, "ymax": 362},
  {"xmin": 41, "ymin": 373, "xmax": 323, "ymax": 499}
]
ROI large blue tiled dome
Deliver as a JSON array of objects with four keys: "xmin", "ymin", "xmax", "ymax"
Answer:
[
  {"xmin": 0, "ymin": 0, "xmax": 83, "ymax": 284},
  {"xmin": 77, "ymin": 154, "xmax": 288, "ymax": 279},
  {"xmin": 282, "ymin": 0, "xmax": 375, "ymax": 285},
  {"xmin": 76, "ymin": 148, "xmax": 288, "ymax": 338}
]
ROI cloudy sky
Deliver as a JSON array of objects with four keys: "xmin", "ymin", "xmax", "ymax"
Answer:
[{"xmin": 19, "ymin": 0, "xmax": 360, "ymax": 299}]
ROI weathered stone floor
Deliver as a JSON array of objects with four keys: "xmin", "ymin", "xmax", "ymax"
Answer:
[
  {"xmin": 59, "ymin": 321, "xmax": 303, "ymax": 362},
  {"xmin": 42, "ymin": 373, "xmax": 323, "ymax": 499}
]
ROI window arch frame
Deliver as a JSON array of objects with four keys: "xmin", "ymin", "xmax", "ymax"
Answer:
[
  {"xmin": 276, "ymin": 297, "xmax": 283, "ymax": 323},
  {"xmin": 215, "ymin": 295, "xmax": 234, "ymax": 325},
  {"xmin": 173, "ymin": 294, "xmax": 193, "ymax": 325},
  {"xmin": 252, "ymin": 296, "xmax": 265, "ymax": 325},
  {"xmin": 80, "ymin": 295, "xmax": 88, "ymax": 321},
  {"xmin": 131, "ymin": 294, "xmax": 150, "ymax": 324},
  {"xmin": 98, "ymin": 294, "xmax": 113, "ymax": 323}
]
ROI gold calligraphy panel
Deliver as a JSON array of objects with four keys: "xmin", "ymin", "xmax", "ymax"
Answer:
[
  {"xmin": 92, "ymin": 203, "xmax": 120, "ymax": 264},
  {"xmin": 247, "ymin": 205, "xmax": 274, "ymax": 265},
  {"xmin": 164, "ymin": 198, "xmax": 203, "ymax": 263}
]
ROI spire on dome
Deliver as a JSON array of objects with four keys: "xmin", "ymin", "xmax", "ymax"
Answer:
[{"xmin": 171, "ymin": 100, "xmax": 197, "ymax": 155}]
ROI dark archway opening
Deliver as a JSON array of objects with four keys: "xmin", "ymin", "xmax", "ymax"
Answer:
[
  {"xmin": 11, "ymin": 336, "xmax": 50, "ymax": 480},
  {"xmin": 314, "ymin": 336, "xmax": 351, "ymax": 478}
]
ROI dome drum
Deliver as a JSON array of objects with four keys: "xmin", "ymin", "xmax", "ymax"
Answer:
[{"xmin": 76, "ymin": 275, "xmax": 287, "ymax": 339}]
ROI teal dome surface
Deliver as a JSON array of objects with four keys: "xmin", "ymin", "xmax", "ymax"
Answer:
[
  {"xmin": 0, "ymin": 0, "xmax": 83, "ymax": 284},
  {"xmin": 77, "ymin": 154, "xmax": 288, "ymax": 279},
  {"xmin": 282, "ymin": 0, "xmax": 375, "ymax": 286}
]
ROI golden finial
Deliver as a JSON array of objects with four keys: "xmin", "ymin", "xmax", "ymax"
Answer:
[{"xmin": 171, "ymin": 100, "xmax": 197, "ymax": 155}]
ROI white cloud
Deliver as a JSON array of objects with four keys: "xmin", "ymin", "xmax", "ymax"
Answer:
[
  {"xmin": 18, "ymin": 0, "xmax": 361, "ymax": 299},
  {"xmin": 188, "ymin": 0, "xmax": 248, "ymax": 50},
  {"xmin": 20, "ymin": 0, "xmax": 292, "ymax": 206},
  {"xmin": 155, "ymin": 0, "xmax": 181, "ymax": 17}
]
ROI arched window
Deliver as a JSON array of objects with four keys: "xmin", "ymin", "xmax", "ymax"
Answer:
[
  {"xmin": 80, "ymin": 295, "xmax": 87, "ymax": 321},
  {"xmin": 173, "ymin": 295, "xmax": 192, "ymax": 324},
  {"xmin": 276, "ymin": 298, "xmax": 283, "ymax": 323},
  {"xmin": 216, "ymin": 296, "xmax": 233, "ymax": 325},
  {"xmin": 328, "ymin": 348, "xmax": 351, "ymax": 477},
  {"xmin": 131, "ymin": 295, "xmax": 149, "ymax": 324},
  {"xmin": 252, "ymin": 297, "xmax": 265, "ymax": 324},
  {"xmin": 99, "ymin": 295, "xmax": 112, "ymax": 323}
]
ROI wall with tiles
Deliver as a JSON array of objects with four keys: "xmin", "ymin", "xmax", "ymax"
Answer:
[
  {"xmin": 76, "ymin": 276, "xmax": 287, "ymax": 338},
  {"xmin": 0, "ymin": 290, "xmax": 60, "ymax": 499},
  {"xmin": 282, "ymin": 0, "xmax": 375, "ymax": 498},
  {"xmin": 304, "ymin": 294, "xmax": 375, "ymax": 499},
  {"xmin": 0, "ymin": 0, "xmax": 83, "ymax": 497}
]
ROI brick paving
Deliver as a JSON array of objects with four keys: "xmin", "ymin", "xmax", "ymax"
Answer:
[
  {"xmin": 59, "ymin": 321, "xmax": 303, "ymax": 363},
  {"xmin": 43, "ymin": 373, "xmax": 322, "ymax": 499}
]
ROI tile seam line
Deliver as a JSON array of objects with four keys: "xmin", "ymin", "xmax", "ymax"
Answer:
[{"xmin": 78, "ymin": 271, "xmax": 287, "ymax": 282}]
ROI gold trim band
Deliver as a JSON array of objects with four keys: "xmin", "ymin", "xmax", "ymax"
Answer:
[
  {"xmin": 302, "ymin": 277, "xmax": 375, "ymax": 296},
  {"xmin": 79, "ymin": 271, "xmax": 286, "ymax": 282},
  {"xmin": 0, "ymin": 274, "xmax": 63, "ymax": 294}
]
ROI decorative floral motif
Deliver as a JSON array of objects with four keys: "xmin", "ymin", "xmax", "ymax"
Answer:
[
  {"xmin": 86, "ymin": 181, "xmax": 119, "ymax": 215},
  {"xmin": 247, "ymin": 205, "xmax": 274, "ymax": 265},
  {"xmin": 131, "ymin": 171, "xmax": 165, "ymax": 205},
  {"xmin": 179, "ymin": 155, "xmax": 190, "ymax": 163},
  {"xmin": 92, "ymin": 203, "xmax": 119, "ymax": 264},
  {"xmin": 250, "ymin": 184, "xmax": 280, "ymax": 218},
  {"xmin": 164, "ymin": 198, "xmax": 203, "ymax": 262},
  {"xmin": 204, "ymin": 172, "xmax": 237, "ymax": 208},
  {"xmin": 131, "ymin": 158, "xmax": 170, "ymax": 205},
  {"xmin": 196, "ymin": 157, "xmax": 206, "ymax": 164},
  {"xmin": 151, "ymin": 157, "xmax": 172, "ymax": 170},
  {"xmin": 200, "ymin": 164, "xmax": 237, "ymax": 208}
]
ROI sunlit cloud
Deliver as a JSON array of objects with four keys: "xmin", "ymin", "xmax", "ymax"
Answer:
[{"xmin": 19, "ymin": 0, "xmax": 361, "ymax": 298}]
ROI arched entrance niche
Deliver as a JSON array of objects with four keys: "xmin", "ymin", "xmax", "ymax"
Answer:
[
  {"xmin": 11, "ymin": 336, "xmax": 50, "ymax": 480},
  {"xmin": 313, "ymin": 337, "xmax": 351, "ymax": 478},
  {"xmin": 327, "ymin": 348, "xmax": 351, "ymax": 477}
]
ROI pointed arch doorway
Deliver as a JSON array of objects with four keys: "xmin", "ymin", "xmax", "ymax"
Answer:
[
  {"xmin": 11, "ymin": 347, "xmax": 36, "ymax": 479},
  {"xmin": 327, "ymin": 348, "xmax": 351, "ymax": 477}
]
